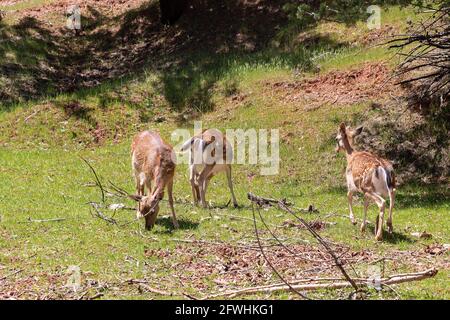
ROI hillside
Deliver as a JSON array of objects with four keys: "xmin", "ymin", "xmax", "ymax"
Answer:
[{"xmin": 0, "ymin": 0, "xmax": 448, "ymax": 300}]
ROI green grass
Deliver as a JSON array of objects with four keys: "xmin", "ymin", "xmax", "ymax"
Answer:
[
  {"xmin": 0, "ymin": 0, "xmax": 55, "ymax": 11},
  {"xmin": 0, "ymin": 3, "xmax": 448, "ymax": 299},
  {"xmin": 1, "ymin": 98, "xmax": 448, "ymax": 299}
]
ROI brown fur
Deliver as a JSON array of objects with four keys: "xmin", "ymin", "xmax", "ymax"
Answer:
[
  {"xmin": 183, "ymin": 128, "xmax": 238, "ymax": 208},
  {"xmin": 336, "ymin": 123, "xmax": 396, "ymax": 241},
  {"xmin": 349, "ymin": 151, "xmax": 395, "ymax": 192},
  {"xmin": 131, "ymin": 131, "xmax": 178, "ymax": 230},
  {"xmin": 190, "ymin": 129, "xmax": 231, "ymax": 162}
]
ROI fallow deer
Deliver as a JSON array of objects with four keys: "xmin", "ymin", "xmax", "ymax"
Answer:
[
  {"xmin": 335, "ymin": 123, "xmax": 396, "ymax": 241},
  {"xmin": 130, "ymin": 131, "xmax": 179, "ymax": 230},
  {"xmin": 180, "ymin": 128, "xmax": 238, "ymax": 208}
]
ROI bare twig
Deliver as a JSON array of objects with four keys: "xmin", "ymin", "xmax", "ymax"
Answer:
[
  {"xmin": 125, "ymin": 279, "xmax": 192, "ymax": 298},
  {"xmin": 248, "ymin": 192, "xmax": 359, "ymax": 292},
  {"xmin": 0, "ymin": 269, "xmax": 23, "ymax": 281},
  {"xmin": 388, "ymin": 1, "xmax": 450, "ymax": 106},
  {"xmin": 252, "ymin": 203, "xmax": 309, "ymax": 300},
  {"xmin": 169, "ymin": 238, "xmax": 277, "ymax": 250},
  {"xmin": 81, "ymin": 157, "xmax": 105, "ymax": 203},
  {"xmin": 138, "ymin": 283, "xmax": 174, "ymax": 296},
  {"xmin": 202, "ymin": 268, "xmax": 437, "ymax": 299},
  {"xmin": 255, "ymin": 204, "xmax": 332, "ymax": 263},
  {"xmin": 88, "ymin": 202, "xmax": 117, "ymax": 225},
  {"xmin": 20, "ymin": 217, "xmax": 66, "ymax": 223}
]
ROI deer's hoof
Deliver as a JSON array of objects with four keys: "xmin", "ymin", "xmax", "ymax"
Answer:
[
  {"xmin": 375, "ymin": 234, "xmax": 383, "ymax": 241},
  {"xmin": 233, "ymin": 203, "xmax": 239, "ymax": 208},
  {"xmin": 360, "ymin": 224, "xmax": 366, "ymax": 233},
  {"xmin": 387, "ymin": 223, "xmax": 393, "ymax": 234}
]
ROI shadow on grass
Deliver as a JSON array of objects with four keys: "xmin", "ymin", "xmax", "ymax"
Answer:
[
  {"xmin": 0, "ymin": 17, "xmax": 62, "ymax": 107},
  {"xmin": 395, "ymin": 189, "xmax": 450, "ymax": 210},
  {"xmin": 324, "ymin": 184, "xmax": 449, "ymax": 210},
  {"xmin": 155, "ymin": 216, "xmax": 199, "ymax": 232},
  {"xmin": 364, "ymin": 223, "xmax": 416, "ymax": 244},
  {"xmin": 0, "ymin": 0, "xmax": 347, "ymax": 115}
]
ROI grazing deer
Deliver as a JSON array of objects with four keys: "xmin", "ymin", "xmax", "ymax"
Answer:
[
  {"xmin": 180, "ymin": 128, "xmax": 238, "ymax": 208},
  {"xmin": 130, "ymin": 131, "xmax": 179, "ymax": 230},
  {"xmin": 335, "ymin": 123, "xmax": 396, "ymax": 241}
]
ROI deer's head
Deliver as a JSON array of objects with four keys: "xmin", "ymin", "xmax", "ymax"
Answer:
[
  {"xmin": 335, "ymin": 123, "xmax": 363, "ymax": 153},
  {"xmin": 130, "ymin": 192, "xmax": 163, "ymax": 230}
]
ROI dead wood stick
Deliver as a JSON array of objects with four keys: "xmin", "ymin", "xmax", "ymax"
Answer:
[
  {"xmin": 0, "ymin": 269, "xmax": 23, "ymax": 281},
  {"xmin": 88, "ymin": 202, "xmax": 117, "ymax": 225},
  {"xmin": 202, "ymin": 268, "xmax": 438, "ymax": 299},
  {"xmin": 282, "ymin": 200, "xmax": 359, "ymax": 291},
  {"xmin": 126, "ymin": 280, "xmax": 174, "ymax": 296},
  {"xmin": 169, "ymin": 238, "xmax": 277, "ymax": 250},
  {"xmin": 139, "ymin": 284, "xmax": 174, "ymax": 296},
  {"xmin": 24, "ymin": 110, "xmax": 40, "ymax": 123},
  {"xmin": 248, "ymin": 192, "xmax": 359, "ymax": 292},
  {"xmin": 252, "ymin": 204, "xmax": 310, "ymax": 300},
  {"xmin": 255, "ymin": 204, "xmax": 330, "ymax": 263},
  {"xmin": 88, "ymin": 293, "xmax": 104, "ymax": 300},
  {"xmin": 125, "ymin": 279, "xmax": 196, "ymax": 299},
  {"xmin": 81, "ymin": 157, "xmax": 105, "ymax": 203},
  {"xmin": 21, "ymin": 217, "xmax": 66, "ymax": 223}
]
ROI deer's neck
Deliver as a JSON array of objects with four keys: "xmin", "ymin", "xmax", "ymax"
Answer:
[{"xmin": 343, "ymin": 136, "xmax": 354, "ymax": 158}]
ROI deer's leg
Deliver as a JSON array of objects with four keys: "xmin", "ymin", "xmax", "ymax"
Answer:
[
  {"xmin": 199, "ymin": 164, "xmax": 215, "ymax": 208},
  {"xmin": 387, "ymin": 189, "xmax": 395, "ymax": 234},
  {"xmin": 360, "ymin": 194, "xmax": 369, "ymax": 233},
  {"xmin": 347, "ymin": 191, "xmax": 357, "ymax": 225},
  {"xmin": 226, "ymin": 165, "xmax": 238, "ymax": 208},
  {"xmin": 167, "ymin": 179, "xmax": 179, "ymax": 229},
  {"xmin": 190, "ymin": 182, "xmax": 199, "ymax": 205},
  {"xmin": 189, "ymin": 166, "xmax": 199, "ymax": 205},
  {"xmin": 194, "ymin": 184, "xmax": 201, "ymax": 203},
  {"xmin": 145, "ymin": 180, "xmax": 152, "ymax": 196},
  {"xmin": 365, "ymin": 192, "xmax": 386, "ymax": 241},
  {"xmin": 136, "ymin": 174, "xmax": 145, "ymax": 196},
  {"xmin": 135, "ymin": 173, "xmax": 145, "ymax": 218}
]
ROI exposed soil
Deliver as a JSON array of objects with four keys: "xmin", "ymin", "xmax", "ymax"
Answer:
[
  {"xmin": 266, "ymin": 62, "xmax": 397, "ymax": 110},
  {"xmin": 1, "ymin": 238, "xmax": 447, "ymax": 299},
  {"xmin": 356, "ymin": 100, "xmax": 450, "ymax": 184},
  {"xmin": 6, "ymin": 0, "xmax": 146, "ymax": 20},
  {"xmin": 0, "ymin": 0, "xmax": 289, "ymax": 104},
  {"xmin": 359, "ymin": 25, "xmax": 397, "ymax": 46}
]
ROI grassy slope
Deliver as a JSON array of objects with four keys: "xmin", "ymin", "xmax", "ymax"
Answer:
[{"xmin": 0, "ymin": 5, "xmax": 448, "ymax": 299}]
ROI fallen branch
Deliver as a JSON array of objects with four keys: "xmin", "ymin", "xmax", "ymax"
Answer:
[
  {"xmin": 254, "ymin": 205, "xmax": 330, "ymax": 263},
  {"xmin": 252, "ymin": 203, "xmax": 310, "ymax": 300},
  {"xmin": 19, "ymin": 217, "xmax": 66, "ymax": 223},
  {"xmin": 138, "ymin": 283, "xmax": 174, "ymax": 296},
  {"xmin": 88, "ymin": 202, "xmax": 117, "ymax": 225},
  {"xmin": 248, "ymin": 192, "xmax": 359, "ymax": 292},
  {"xmin": 125, "ymin": 279, "xmax": 185, "ymax": 297},
  {"xmin": 169, "ymin": 238, "xmax": 278, "ymax": 250},
  {"xmin": 202, "ymin": 268, "xmax": 438, "ymax": 299},
  {"xmin": 81, "ymin": 157, "xmax": 105, "ymax": 203},
  {"xmin": 0, "ymin": 269, "xmax": 23, "ymax": 281}
]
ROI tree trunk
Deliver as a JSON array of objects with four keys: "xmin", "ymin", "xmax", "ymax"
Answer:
[{"xmin": 159, "ymin": 0, "xmax": 188, "ymax": 25}]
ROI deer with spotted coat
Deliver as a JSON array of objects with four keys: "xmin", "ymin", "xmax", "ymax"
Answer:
[
  {"xmin": 335, "ymin": 123, "xmax": 396, "ymax": 241},
  {"xmin": 130, "ymin": 131, "xmax": 179, "ymax": 230},
  {"xmin": 180, "ymin": 128, "xmax": 238, "ymax": 209}
]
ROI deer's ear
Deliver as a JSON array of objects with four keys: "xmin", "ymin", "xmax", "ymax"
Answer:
[
  {"xmin": 129, "ymin": 194, "xmax": 143, "ymax": 202},
  {"xmin": 353, "ymin": 126, "xmax": 363, "ymax": 136},
  {"xmin": 339, "ymin": 123, "xmax": 346, "ymax": 132}
]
